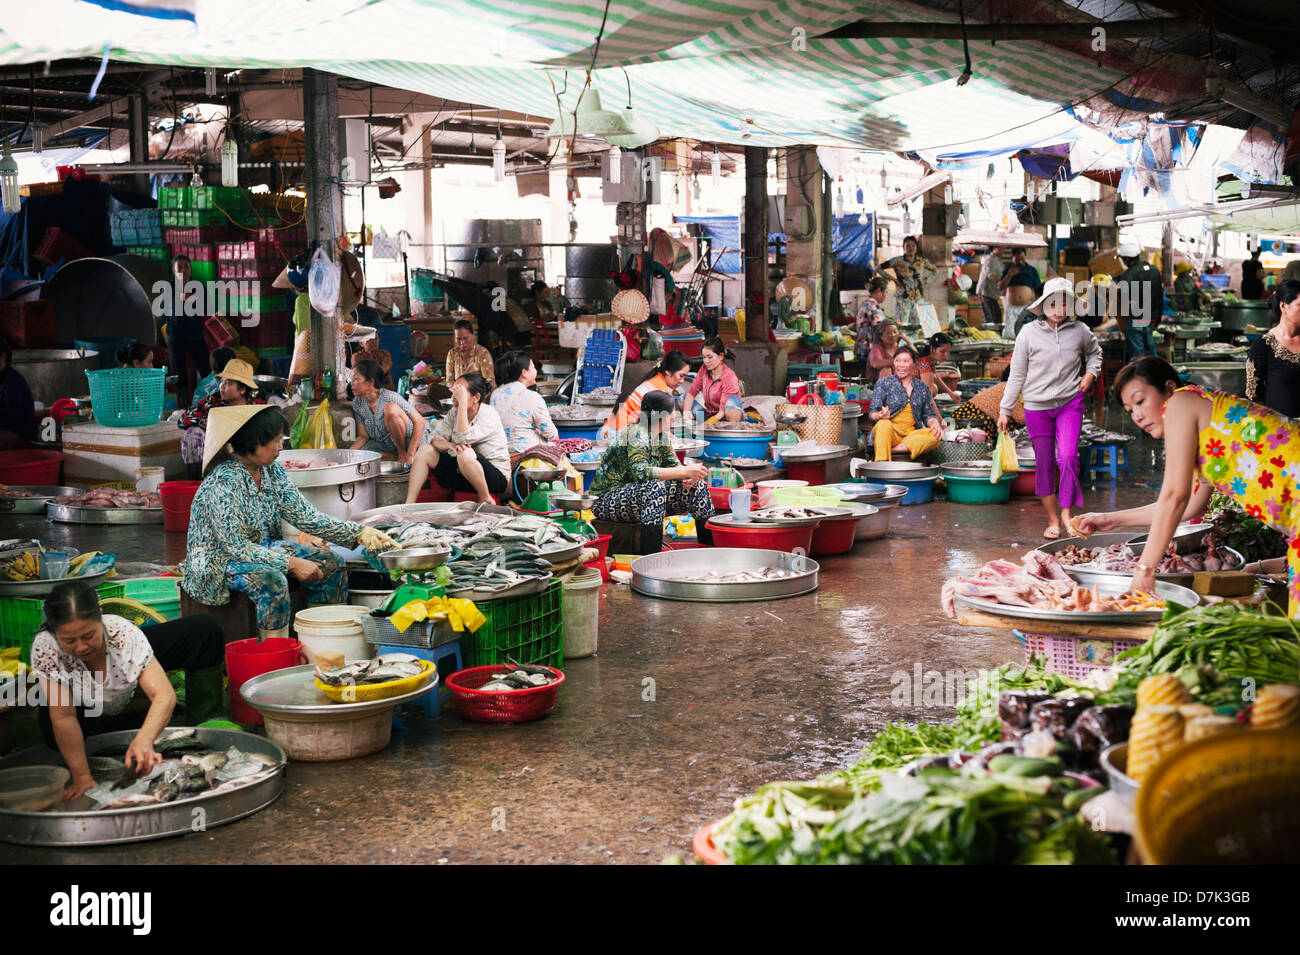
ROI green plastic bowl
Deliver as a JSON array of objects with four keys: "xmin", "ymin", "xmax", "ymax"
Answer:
[{"xmin": 944, "ymin": 473, "xmax": 1014, "ymax": 504}]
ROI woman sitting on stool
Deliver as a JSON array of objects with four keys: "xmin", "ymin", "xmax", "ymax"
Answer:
[
  {"xmin": 590, "ymin": 390, "xmax": 715, "ymax": 543},
  {"xmin": 406, "ymin": 373, "xmax": 511, "ymax": 504},
  {"xmin": 30, "ymin": 581, "xmax": 226, "ymax": 800},
  {"xmin": 869, "ymin": 346, "xmax": 944, "ymax": 461},
  {"xmin": 347, "ymin": 358, "xmax": 429, "ymax": 464}
]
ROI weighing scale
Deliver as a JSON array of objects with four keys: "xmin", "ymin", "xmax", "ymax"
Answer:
[
  {"xmin": 775, "ymin": 411, "xmax": 806, "ymax": 449},
  {"xmin": 516, "ymin": 465, "xmax": 569, "ymax": 513},
  {"xmin": 550, "ymin": 492, "xmax": 598, "ymax": 539},
  {"xmin": 377, "ymin": 544, "xmax": 453, "ymax": 589}
]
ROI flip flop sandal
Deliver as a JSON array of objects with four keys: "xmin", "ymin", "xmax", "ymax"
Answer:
[{"xmin": 1042, "ymin": 526, "xmax": 1062, "ymax": 540}]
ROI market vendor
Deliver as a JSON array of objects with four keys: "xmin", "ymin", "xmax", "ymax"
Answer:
[
  {"xmin": 998, "ymin": 249, "xmax": 1043, "ymax": 338},
  {"xmin": 686, "ymin": 338, "xmax": 743, "ymax": 424},
  {"xmin": 866, "ymin": 321, "xmax": 901, "ymax": 385},
  {"xmin": 602, "ymin": 351, "xmax": 690, "ymax": 435},
  {"xmin": 882, "ymin": 236, "xmax": 933, "ymax": 326},
  {"xmin": 1068, "ymin": 357, "xmax": 1299, "ymax": 611},
  {"xmin": 868, "ymin": 346, "xmax": 943, "ymax": 461},
  {"xmin": 115, "ymin": 343, "xmax": 155, "ymax": 368},
  {"xmin": 1245, "ymin": 280, "xmax": 1300, "ymax": 419},
  {"xmin": 446, "ymin": 320, "xmax": 495, "ymax": 386},
  {"xmin": 0, "ymin": 334, "xmax": 35, "ymax": 449},
  {"xmin": 492, "ymin": 350, "xmax": 559, "ymax": 452},
  {"xmin": 590, "ymin": 390, "xmax": 715, "ymax": 542},
  {"xmin": 177, "ymin": 358, "xmax": 265, "ymax": 480},
  {"xmin": 406, "ymin": 373, "xmax": 511, "ymax": 504},
  {"xmin": 916, "ymin": 332, "xmax": 960, "ymax": 401},
  {"xmin": 348, "ymin": 358, "xmax": 428, "ymax": 464},
  {"xmin": 31, "ymin": 581, "xmax": 226, "ymax": 800},
  {"xmin": 191, "ymin": 346, "xmax": 236, "ymax": 407},
  {"xmin": 180, "ymin": 405, "xmax": 398, "ymax": 640},
  {"xmin": 1171, "ymin": 263, "xmax": 1209, "ymax": 313}
]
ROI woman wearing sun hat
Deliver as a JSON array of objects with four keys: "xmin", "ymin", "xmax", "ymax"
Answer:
[
  {"xmin": 176, "ymin": 358, "xmax": 265, "ymax": 480},
  {"xmin": 997, "ymin": 277, "xmax": 1102, "ymax": 540},
  {"xmin": 179, "ymin": 405, "xmax": 398, "ymax": 640}
]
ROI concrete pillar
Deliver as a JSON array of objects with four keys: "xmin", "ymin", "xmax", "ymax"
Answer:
[
  {"xmin": 783, "ymin": 146, "xmax": 827, "ymax": 327},
  {"xmin": 302, "ymin": 68, "xmax": 344, "ymax": 395},
  {"xmin": 126, "ymin": 94, "xmax": 148, "ymax": 196},
  {"xmin": 920, "ymin": 182, "xmax": 954, "ymax": 329},
  {"xmin": 743, "ymin": 146, "xmax": 768, "ymax": 341},
  {"xmin": 1161, "ymin": 222, "xmax": 1174, "ymax": 285}
]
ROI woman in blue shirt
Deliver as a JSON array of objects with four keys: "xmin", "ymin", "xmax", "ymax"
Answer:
[{"xmin": 180, "ymin": 406, "xmax": 397, "ymax": 639}]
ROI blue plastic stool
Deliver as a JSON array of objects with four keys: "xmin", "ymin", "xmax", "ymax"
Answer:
[
  {"xmin": 375, "ymin": 639, "xmax": 463, "ymax": 718},
  {"xmin": 1086, "ymin": 442, "xmax": 1130, "ymax": 480}
]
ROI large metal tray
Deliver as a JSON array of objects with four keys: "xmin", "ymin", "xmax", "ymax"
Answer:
[
  {"xmin": 46, "ymin": 502, "xmax": 164, "ymax": 524},
  {"xmin": 630, "ymin": 548, "xmax": 819, "ymax": 602},
  {"xmin": 954, "ymin": 575, "xmax": 1198, "ymax": 624},
  {"xmin": 853, "ymin": 460, "xmax": 939, "ymax": 481},
  {"xmin": 1066, "ymin": 546, "xmax": 1243, "ymax": 588},
  {"xmin": 0, "ymin": 727, "xmax": 285, "ymax": 847},
  {"xmin": 699, "ymin": 426, "xmax": 775, "ymax": 438},
  {"xmin": 823, "ymin": 482, "xmax": 887, "ymax": 502},
  {"xmin": 0, "ymin": 568, "xmax": 112, "ymax": 598},
  {"xmin": 0, "ymin": 487, "xmax": 81, "ymax": 515},
  {"xmin": 779, "ymin": 443, "xmax": 850, "ymax": 463},
  {"xmin": 240, "ymin": 663, "xmax": 437, "ymax": 718},
  {"xmin": 279, "ymin": 448, "xmax": 382, "ymax": 488}
]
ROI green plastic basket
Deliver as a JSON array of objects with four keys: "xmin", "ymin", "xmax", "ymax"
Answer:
[
  {"xmin": 771, "ymin": 485, "xmax": 844, "ymax": 507},
  {"xmin": 120, "ymin": 577, "xmax": 181, "ymax": 620},
  {"xmin": 0, "ymin": 583, "xmax": 126, "ymax": 664},
  {"xmin": 85, "ymin": 367, "xmax": 166, "ymax": 427},
  {"xmin": 944, "ymin": 473, "xmax": 1014, "ymax": 504},
  {"xmin": 464, "ymin": 580, "xmax": 564, "ymax": 669}
]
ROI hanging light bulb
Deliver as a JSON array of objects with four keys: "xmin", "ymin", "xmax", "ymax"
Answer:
[
  {"xmin": 0, "ymin": 141, "xmax": 18, "ymax": 214},
  {"xmin": 31, "ymin": 121, "xmax": 44, "ymax": 155},
  {"xmin": 492, "ymin": 133, "xmax": 506, "ymax": 182},
  {"xmin": 606, "ymin": 144, "xmax": 621, "ymax": 185},
  {"xmin": 692, "ymin": 175, "xmax": 701, "ymax": 200},
  {"xmin": 858, "ymin": 211, "xmax": 870, "ymax": 225},
  {"xmin": 944, "ymin": 183, "xmax": 953, "ymax": 204},
  {"xmin": 205, "ymin": 68, "xmax": 217, "ymax": 97},
  {"xmin": 221, "ymin": 135, "xmax": 238, "ymax": 187},
  {"xmin": 711, "ymin": 146, "xmax": 721, "ymax": 187}
]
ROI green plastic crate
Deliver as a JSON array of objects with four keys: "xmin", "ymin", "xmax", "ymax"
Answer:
[
  {"xmin": 0, "ymin": 583, "xmax": 126, "ymax": 664},
  {"xmin": 236, "ymin": 293, "xmax": 292, "ymax": 313},
  {"xmin": 120, "ymin": 577, "xmax": 182, "ymax": 621},
  {"xmin": 463, "ymin": 580, "xmax": 563, "ymax": 669},
  {"xmin": 127, "ymin": 246, "xmax": 171, "ymax": 264},
  {"xmin": 158, "ymin": 186, "xmax": 189, "ymax": 209},
  {"xmin": 190, "ymin": 260, "xmax": 217, "ymax": 282},
  {"xmin": 191, "ymin": 186, "xmax": 245, "ymax": 210}
]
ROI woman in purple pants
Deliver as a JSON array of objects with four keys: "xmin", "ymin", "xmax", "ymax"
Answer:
[{"xmin": 997, "ymin": 278, "xmax": 1102, "ymax": 539}]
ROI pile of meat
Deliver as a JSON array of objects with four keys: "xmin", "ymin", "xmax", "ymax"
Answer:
[
  {"xmin": 1052, "ymin": 543, "xmax": 1099, "ymax": 566},
  {"xmin": 65, "ymin": 488, "xmax": 161, "ymax": 509},
  {"xmin": 1083, "ymin": 542, "xmax": 1239, "ymax": 574},
  {"xmin": 283, "ymin": 460, "xmax": 330, "ymax": 470},
  {"xmin": 940, "ymin": 551, "xmax": 1162, "ymax": 618},
  {"xmin": 0, "ymin": 486, "xmax": 38, "ymax": 498}
]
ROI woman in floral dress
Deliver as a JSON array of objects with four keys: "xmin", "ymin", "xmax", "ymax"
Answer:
[
  {"xmin": 882, "ymin": 236, "xmax": 933, "ymax": 327},
  {"xmin": 1072, "ymin": 357, "xmax": 1299, "ymax": 615}
]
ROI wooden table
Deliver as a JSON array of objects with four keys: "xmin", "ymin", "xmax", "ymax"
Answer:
[{"xmin": 955, "ymin": 607, "xmax": 1157, "ymax": 642}]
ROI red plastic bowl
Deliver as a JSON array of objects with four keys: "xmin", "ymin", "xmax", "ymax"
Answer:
[
  {"xmin": 708, "ymin": 481, "xmax": 754, "ymax": 512},
  {"xmin": 705, "ymin": 518, "xmax": 815, "ymax": 554},
  {"xmin": 810, "ymin": 513, "xmax": 858, "ymax": 556},
  {"xmin": 0, "ymin": 449, "xmax": 64, "ymax": 485},
  {"xmin": 445, "ymin": 665, "xmax": 565, "ymax": 724}
]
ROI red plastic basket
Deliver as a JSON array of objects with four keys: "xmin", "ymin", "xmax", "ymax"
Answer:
[
  {"xmin": 584, "ymin": 533, "xmax": 612, "ymax": 581},
  {"xmin": 445, "ymin": 665, "xmax": 565, "ymax": 724},
  {"xmin": 708, "ymin": 481, "xmax": 754, "ymax": 512}
]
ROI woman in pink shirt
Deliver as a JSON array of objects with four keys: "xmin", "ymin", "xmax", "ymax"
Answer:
[{"xmin": 687, "ymin": 337, "xmax": 743, "ymax": 424}]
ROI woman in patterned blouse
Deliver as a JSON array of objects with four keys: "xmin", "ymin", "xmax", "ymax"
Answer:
[
  {"xmin": 868, "ymin": 346, "xmax": 943, "ymax": 461},
  {"xmin": 348, "ymin": 358, "xmax": 429, "ymax": 463},
  {"xmin": 491, "ymin": 350, "xmax": 560, "ymax": 453},
  {"xmin": 180, "ymin": 406, "xmax": 397, "ymax": 639},
  {"xmin": 590, "ymin": 390, "xmax": 715, "ymax": 541}
]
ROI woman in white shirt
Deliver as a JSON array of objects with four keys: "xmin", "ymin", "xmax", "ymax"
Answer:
[
  {"xmin": 406, "ymin": 372, "xmax": 511, "ymax": 503},
  {"xmin": 30, "ymin": 581, "xmax": 225, "ymax": 800},
  {"xmin": 491, "ymin": 350, "xmax": 559, "ymax": 454}
]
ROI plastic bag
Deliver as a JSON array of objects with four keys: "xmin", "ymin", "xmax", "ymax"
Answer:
[
  {"xmin": 289, "ymin": 402, "xmax": 312, "ymax": 449},
  {"xmin": 992, "ymin": 431, "xmax": 1020, "ymax": 483},
  {"xmin": 308, "ymin": 247, "xmax": 340, "ymax": 315},
  {"xmin": 302, "ymin": 399, "xmax": 336, "ymax": 449}
]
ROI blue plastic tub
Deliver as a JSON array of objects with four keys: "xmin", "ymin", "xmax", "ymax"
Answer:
[
  {"xmin": 702, "ymin": 433, "xmax": 772, "ymax": 460},
  {"xmin": 556, "ymin": 422, "xmax": 603, "ymax": 442},
  {"xmin": 896, "ymin": 477, "xmax": 937, "ymax": 506}
]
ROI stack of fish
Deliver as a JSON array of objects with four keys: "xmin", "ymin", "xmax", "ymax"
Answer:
[
  {"xmin": 84, "ymin": 729, "xmax": 281, "ymax": 810},
  {"xmin": 315, "ymin": 655, "xmax": 426, "ymax": 687},
  {"xmin": 447, "ymin": 540, "xmax": 553, "ymax": 593}
]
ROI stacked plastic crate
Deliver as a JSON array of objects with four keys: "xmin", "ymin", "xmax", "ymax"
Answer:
[
  {"xmin": 215, "ymin": 231, "xmax": 299, "ymax": 359},
  {"xmin": 109, "ymin": 207, "xmax": 167, "ymax": 263}
]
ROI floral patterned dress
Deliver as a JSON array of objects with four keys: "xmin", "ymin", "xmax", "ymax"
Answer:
[
  {"xmin": 1183, "ymin": 385, "xmax": 1300, "ymax": 615},
  {"xmin": 180, "ymin": 458, "xmax": 364, "ymax": 629},
  {"xmin": 30, "ymin": 616, "xmax": 153, "ymax": 717}
]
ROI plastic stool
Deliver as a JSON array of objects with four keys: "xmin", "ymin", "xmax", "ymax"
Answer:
[
  {"xmin": 374, "ymin": 639, "xmax": 463, "ymax": 718},
  {"xmin": 452, "ymin": 491, "xmax": 500, "ymax": 504},
  {"xmin": 1086, "ymin": 442, "xmax": 1130, "ymax": 480}
]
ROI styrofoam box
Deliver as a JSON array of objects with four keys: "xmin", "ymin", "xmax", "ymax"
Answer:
[{"xmin": 61, "ymin": 420, "xmax": 184, "ymax": 484}]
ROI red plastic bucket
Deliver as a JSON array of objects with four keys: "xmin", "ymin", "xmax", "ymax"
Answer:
[
  {"xmin": 705, "ymin": 518, "xmax": 815, "ymax": 554},
  {"xmin": 159, "ymin": 480, "xmax": 201, "ymax": 533},
  {"xmin": 810, "ymin": 513, "xmax": 858, "ymax": 556},
  {"xmin": 1011, "ymin": 468, "xmax": 1037, "ymax": 497},
  {"xmin": 226, "ymin": 636, "xmax": 306, "ymax": 726},
  {"xmin": 783, "ymin": 458, "xmax": 831, "ymax": 485},
  {"xmin": 0, "ymin": 449, "xmax": 64, "ymax": 485}
]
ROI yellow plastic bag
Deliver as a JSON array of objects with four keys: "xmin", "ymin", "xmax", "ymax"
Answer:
[
  {"xmin": 992, "ymin": 431, "xmax": 1020, "ymax": 482},
  {"xmin": 302, "ymin": 399, "xmax": 336, "ymax": 449}
]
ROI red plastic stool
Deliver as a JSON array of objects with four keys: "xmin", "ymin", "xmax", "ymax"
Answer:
[{"xmin": 452, "ymin": 491, "xmax": 500, "ymax": 504}]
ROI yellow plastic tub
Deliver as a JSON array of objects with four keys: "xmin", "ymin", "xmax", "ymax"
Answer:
[{"xmin": 314, "ymin": 660, "xmax": 437, "ymax": 704}]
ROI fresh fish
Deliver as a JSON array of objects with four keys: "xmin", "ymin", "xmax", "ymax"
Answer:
[
  {"xmin": 101, "ymin": 793, "xmax": 162, "ymax": 810},
  {"xmin": 149, "ymin": 779, "xmax": 181, "ymax": 802},
  {"xmin": 214, "ymin": 749, "xmax": 269, "ymax": 783},
  {"xmin": 86, "ymin": 777, "xmax": 153, "ymax": 805}
]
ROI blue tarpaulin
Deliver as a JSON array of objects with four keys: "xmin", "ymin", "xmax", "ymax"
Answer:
[
  {"xmin": 678, "ymin": 214, "xmax": 873, "ymax": 273},
  {"xmin": 831, "ymin": 214, "xmax": 874, "ymax": 267}
]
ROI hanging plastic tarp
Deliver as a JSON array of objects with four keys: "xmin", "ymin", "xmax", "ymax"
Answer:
[{"xmin": 831, "ymin": 215, "xmax": 874, "ymax": 267}]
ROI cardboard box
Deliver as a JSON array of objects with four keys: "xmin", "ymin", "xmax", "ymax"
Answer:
[{"xmin": 1089, "ymin": 251, "xmax": 1124, "ymax": 278}]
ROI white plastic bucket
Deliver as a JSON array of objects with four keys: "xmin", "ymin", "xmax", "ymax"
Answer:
[
  {"xmin": 561, "ymin": 569, "xmax": 602, "ymax": 659},
  {"xmin": 755, "ymin": 479, "xmax": 808, "ymax": 508},
  {"xmin": 293, "ymin": 605, "xmax": 370, "ymax": 663},
  {"xmin": 136, "ymin": 466, "xmax": 165, "ymax": 493}
]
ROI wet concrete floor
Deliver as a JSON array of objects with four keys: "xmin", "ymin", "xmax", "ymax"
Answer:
[{"xmin": 6, "ymin": 436, "xmax": 1164, "ymax": 864}]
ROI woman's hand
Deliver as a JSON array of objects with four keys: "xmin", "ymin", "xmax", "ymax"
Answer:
[
  {"xmin": 65, "ymin": 774, "xmax": 97, "ymax": 801},
  {"xmin": 124, "ymin": 735, "xmax": 161, "ymax": 775},
  {"xmin": 450, "ymin": 380, "xmax": 469, "ymax": 405},
  {"xmin": 288, "ymin": 556, "xmax": 324, "ymax": 583},
  {"xmin": 871, "ymin": 408, "xmax": 891, "ymax": 422},
  {"xmin": 996, "ymin": 413, "xmax": 1010, "ymax": 433},
  {"xmin": 927, "ymin": 418, "xmax": 944, "ymax": 440},
  {"xmin": 681, "ymin": 462, "xmax": 708, "ymax": 483},
  {"xmin": 1129, "ymin": 568, "xmax": 1158, "ymax": 596},
  {"xmin": 1078, "ymin": 373, "xmax": 1095, "ymax": 393},
  {"xmin": 1071, "ymin": 512, "xmax": 1110, "ymax": 537},
  {"xmin": 297, "ymin": 532, "xmax": 328, "ymax": 549}
]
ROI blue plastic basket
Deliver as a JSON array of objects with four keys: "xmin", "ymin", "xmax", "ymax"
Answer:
[{"xmin": 85, "ymin": 367, "xmax": 167, "ymax": 427}]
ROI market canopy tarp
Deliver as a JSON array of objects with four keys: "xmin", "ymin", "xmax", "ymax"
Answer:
[{"xmin": 0, "ymin": 0, "xmax": 1211, "ymax": 151}]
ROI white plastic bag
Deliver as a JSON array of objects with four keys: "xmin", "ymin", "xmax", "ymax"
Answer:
[
  {"xmin": 372, "ymin": 230, "xmax": 401, "ymax": 260},
  {"xmin": 308, "ymin": 247, "xmax": 341, "ymax": 315}
]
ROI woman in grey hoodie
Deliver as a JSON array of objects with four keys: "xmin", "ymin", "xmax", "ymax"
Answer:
[{"xmin": 997, "ymin": 278, "xmax": 1102, "ymax": 539}]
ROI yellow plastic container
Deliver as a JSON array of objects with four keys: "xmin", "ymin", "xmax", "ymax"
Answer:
[{"xmin": 314, "ymin": 660, "xmax": 437, "ymax": 704}]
